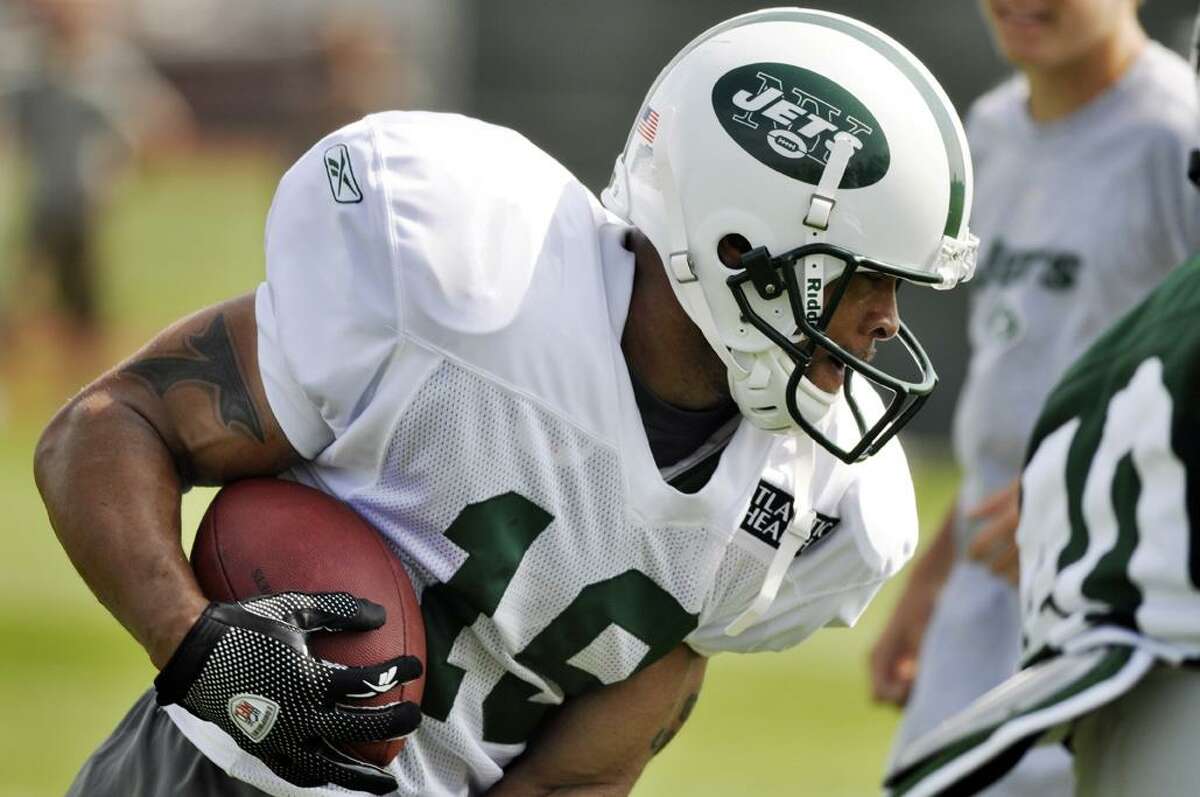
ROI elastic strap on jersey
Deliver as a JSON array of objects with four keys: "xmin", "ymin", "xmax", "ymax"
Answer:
[
  {"xmin": 726, "ymin": 434, "xmax": 817, "ymax": 637},
  {"xmin": 725, "ymin": 434, "xmax": 855, "ymax": 636},
  {"xmin": 724, "ymin": 510, "xmax": 813, "ymax": 637}
]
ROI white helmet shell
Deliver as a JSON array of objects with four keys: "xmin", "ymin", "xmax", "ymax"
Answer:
[{"xmin": 603, "ymin": 8, "xmax": 978, "ymax": 460}]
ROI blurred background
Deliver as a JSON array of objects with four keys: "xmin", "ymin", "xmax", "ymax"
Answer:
[{"xmin": 0, "ymin": 1, "xmax": 1193, "ymax": 795}]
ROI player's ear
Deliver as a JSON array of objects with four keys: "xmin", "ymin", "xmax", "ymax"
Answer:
[{"xmin": 717, "ymin": 234, "xmax": 751, "ymax": 268}]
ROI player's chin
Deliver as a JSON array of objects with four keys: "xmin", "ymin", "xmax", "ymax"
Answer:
[{"xmin": 804, "ymin": 356, "xmax": 845, "ymax": 394}]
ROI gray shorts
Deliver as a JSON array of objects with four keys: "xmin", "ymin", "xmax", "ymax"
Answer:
[
  {"xmin": 67, "ymin": 688, "xmax": 268, "ymax": 797},
  {"xmin": 1073, "ymin": 665, "xmax": 1200, "ymax": 797},
  {"xmin": 891, "ymin": 560, "xmax": 1074, "ymax": 796}
]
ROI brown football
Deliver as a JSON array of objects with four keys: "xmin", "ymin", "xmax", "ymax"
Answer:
[{"xmin": 190, "ymin": 477, "xmax": 425, "ymax": 768}]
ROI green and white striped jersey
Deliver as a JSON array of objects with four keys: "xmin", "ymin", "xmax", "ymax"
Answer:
[
  {"xmin": 1018, "ymin": 257, "xmax": 1200, "ymax": 664},
  {"xmin": 886, "ymin": 259, "xmax": 1200, "ymax": 797}
]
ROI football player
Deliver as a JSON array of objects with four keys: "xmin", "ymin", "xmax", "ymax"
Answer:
[
  {"xmin": 35, "ymin": 10, "xmax": 977, "ymax": 796},
  {"xmin": 885, "ymin": 5, "xmax": 1200, "ymax": 796},
  {"xmin": 872, "ymin": 0, "xmax": 1200, "ymax": 793}
]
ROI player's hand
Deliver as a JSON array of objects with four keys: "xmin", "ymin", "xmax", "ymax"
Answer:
[
  {"xmin": 154, "ymin": 591, "xmax": 422, "ymax": 795},
  {"xmin": 870, "ymin": 576, "xmax": 939, "ymax": 707},
  {"xmin": 965, "ymin": 479, "xmax": 1021, "ymax": 585}
]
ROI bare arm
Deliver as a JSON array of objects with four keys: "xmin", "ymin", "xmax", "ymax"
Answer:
[
  {"xmin": 869, "ymin": 498, "xmax": 957, "ymax": 705},
  {"xmin": 33, "ymin": 294, "xmax": 299, "ymax": 668},
  {"xmin": 487, "ymin": 644, "xmax": 707, "ymax": 796}
]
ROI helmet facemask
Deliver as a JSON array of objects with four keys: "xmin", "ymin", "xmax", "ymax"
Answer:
[{"xmin": 726, "ymin": 241, "xmax": 939, "ymax": 463}]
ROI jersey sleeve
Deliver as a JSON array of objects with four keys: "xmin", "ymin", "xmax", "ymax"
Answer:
[
  {"xmin": 687, "ymin": 428, "xmax": 918, "ymax": 656},
  {"xmin": 255, "ymin": 117, "xmax": 402, "ymax": 459}
]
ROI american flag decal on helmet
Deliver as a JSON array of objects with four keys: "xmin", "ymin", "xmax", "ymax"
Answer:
[{"xmin": 637, "ymin": 106, "xmax": 660, "ymax": 144}]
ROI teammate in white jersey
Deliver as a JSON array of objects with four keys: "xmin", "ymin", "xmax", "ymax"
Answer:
[
  {"xmin": 36, "ymin": 10, "xmax": 978, "ymax": 796},
  {"xmin": 871, "ymin": 1, "xmax": 1200, "ymax": 795}
]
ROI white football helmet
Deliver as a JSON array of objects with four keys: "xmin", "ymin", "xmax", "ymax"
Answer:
[{"xmin": 602, "ymin": 8, "xmax": 978, "ymax": 463}]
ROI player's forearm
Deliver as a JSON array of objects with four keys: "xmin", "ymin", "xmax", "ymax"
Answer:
[
  {"xmin": 911, "ymin": 499, "xmax": 958, "ymax": 591},
  {"xmin": 489, "ymin": 646, "xmax": 704, "ymax": 797},
  {"xmin": 34, "ymin": 386, "xmax": 207, "ymax": 669}
]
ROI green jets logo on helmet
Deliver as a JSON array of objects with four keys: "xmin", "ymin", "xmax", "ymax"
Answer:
[{"xmin": 712, "ymin": 63, "xmax": 890, "ymax": 188}]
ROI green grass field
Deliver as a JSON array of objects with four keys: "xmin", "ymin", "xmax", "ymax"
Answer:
[{"xmin": 0, "ymin": 151, "xmax": 958, "ymax": 797}]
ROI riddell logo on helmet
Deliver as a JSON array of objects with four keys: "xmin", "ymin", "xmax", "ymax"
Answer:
[
  {"xmin": 804, "ymin": 277, "xmax": 823, "ymax": 325},
  {"xmin": 712, "ymin": 63, "xmax": 890, "ymax": 188}
]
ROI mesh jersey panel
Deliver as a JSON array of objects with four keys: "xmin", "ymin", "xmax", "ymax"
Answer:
[
  {"xmin": 166, "ymin": 355, "xmax": 913, "ymax": 795},
  {"xmin": 346, "ymin": 361, "xmax": 729, "ymax": 794}
]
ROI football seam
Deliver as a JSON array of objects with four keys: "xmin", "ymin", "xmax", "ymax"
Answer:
[
  {"xmin": 208, "ymin": 491, "xmax": 240, "ymax": 604},
  {"xmin": 360, "ymin": 512, "xmax": 409, "ymax": 652}
]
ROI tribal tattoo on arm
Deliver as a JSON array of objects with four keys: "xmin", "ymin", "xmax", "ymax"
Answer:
[
  {"xmin": 123, "ymin": 314, "xmax": 266, "ymax": 443},
  {"xmin": 649, "ymin": 691, "xmax": 699, "ymax": 756}
]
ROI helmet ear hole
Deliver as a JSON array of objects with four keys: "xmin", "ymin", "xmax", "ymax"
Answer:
[{"xmin": 718, "ymin": 234, "xmax": 752, "ymax": 269}]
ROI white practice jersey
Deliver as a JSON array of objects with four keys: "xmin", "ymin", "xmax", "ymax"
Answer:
[
  {"xmin": 953, "ymin": 42, "xmax": 1200, "ymax": 536},
  {"xmin": 165, "ymin": 112, "xmax": 917, "ymax": 796}
]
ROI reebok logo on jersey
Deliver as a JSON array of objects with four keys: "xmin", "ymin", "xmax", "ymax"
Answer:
[
  {"xmin": 228, "ymin": 694, "xmax": 279, "ymax": 742},
  {"xmin": 324, "ymin": 143, "xmax": 363, "ymax": 204},
  {"xmin": 741, "ymin": 480, "xmax": 839, "ymax": 556},
  {"xmin": 712, "ymin": 62, "xmax": 890, "ymax": 189}
]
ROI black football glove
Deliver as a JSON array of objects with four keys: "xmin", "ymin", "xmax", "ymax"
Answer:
[{"xmin": 154, "ymin": 591, "xmax": 422, "ymax": 795}]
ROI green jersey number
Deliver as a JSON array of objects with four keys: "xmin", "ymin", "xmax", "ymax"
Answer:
[{"xmin": 419, "ymin": 492, "xmax": 698, "ymax": 743}]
